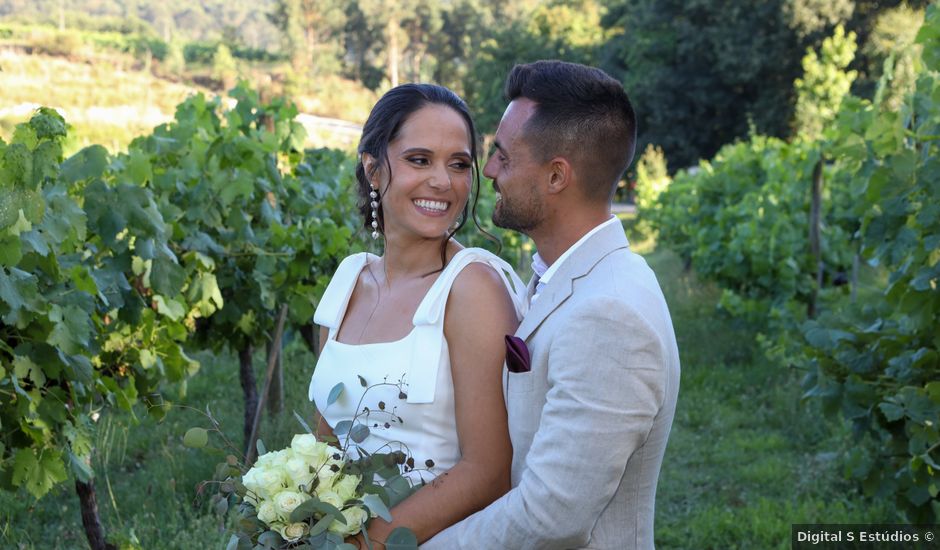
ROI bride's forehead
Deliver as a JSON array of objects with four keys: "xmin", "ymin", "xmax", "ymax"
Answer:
[{"xmin": 394, "ymin": 105, "xmax": 470, "ymax": 145}]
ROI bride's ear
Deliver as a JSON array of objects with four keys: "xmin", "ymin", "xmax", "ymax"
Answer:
[{"xmin": 361, "ymin": 153, "xmax": 377, "ymax": 183}]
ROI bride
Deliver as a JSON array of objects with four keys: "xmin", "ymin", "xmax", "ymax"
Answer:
[{"xmin": 307, "ymin": 83, "xmax": 527, "ymax": 546}]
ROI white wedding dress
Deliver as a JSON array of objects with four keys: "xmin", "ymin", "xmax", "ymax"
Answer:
[{"xmin": 308, "ymin": 248, "xmax": 527, "ymax": 482}]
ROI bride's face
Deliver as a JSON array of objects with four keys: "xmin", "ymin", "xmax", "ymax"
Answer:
[{"xmin": 366, "ymin": 104, "xmax": 472, "ymax": 243}]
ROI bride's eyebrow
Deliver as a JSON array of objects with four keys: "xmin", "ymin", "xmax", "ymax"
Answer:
[
  {"xmin": 400, "ymin": 147, "xmax": 433, "ymax": 155},
  {"xmin": 400, "ymin": 147, "xmax": 471, "ymax": 159}
]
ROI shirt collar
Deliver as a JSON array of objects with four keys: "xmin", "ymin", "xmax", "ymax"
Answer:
[{"xmin": 531, "ymin": 216, "xmax": 620, "ymax": 285}]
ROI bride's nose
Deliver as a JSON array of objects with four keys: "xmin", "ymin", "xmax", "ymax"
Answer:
[{"xmin": 426, "ymin": 165, "xmax": 452, "ymax": 191}]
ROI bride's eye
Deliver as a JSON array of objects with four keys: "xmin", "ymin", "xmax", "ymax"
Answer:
[
  {"xmin": 449, "ymin": 160, "xmax": 471, "ymax": 171},
  {"xmin": 407, "ymin": 156, "xmax": 430, "ymax": 166}
]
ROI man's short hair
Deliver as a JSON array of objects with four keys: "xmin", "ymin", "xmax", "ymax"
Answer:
[{"xmin": 505, "ymin": 60, "xmax": 637, "ymax": 202}]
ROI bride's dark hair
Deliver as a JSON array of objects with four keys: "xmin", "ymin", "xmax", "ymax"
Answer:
[{"xmin": 355, "ymin": 83, "xmax": 494, "ymax": 272}]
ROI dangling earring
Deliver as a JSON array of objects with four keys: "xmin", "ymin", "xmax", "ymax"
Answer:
[
  {"xmin": 370, "ymin": 186, "xmax": 380, "ymax": 240},
  {"xmin": 451, "ymin": 215, "xmax": 462, "ymax": 232}
]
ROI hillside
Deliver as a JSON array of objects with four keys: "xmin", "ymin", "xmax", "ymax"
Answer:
[{"xmin": 0, "ymin": 47, "xmax": 365, "ymax": 154}]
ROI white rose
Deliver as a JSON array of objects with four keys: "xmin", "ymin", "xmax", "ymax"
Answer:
[
  {"xmin": 254, "ymin": 448, "xmax": 290, "ymax": 468},
  {"xmin": 255, "ymin": 465, "xmax": 288, "ymax": 499},
  {"xmin": 328, "ymin": 506, "xmax": 369, "ymax": 536},
  {"xmin": 331, "ymin": 474, "xmax": 361, "ymax": 503},
  {"xmin": 317, "ymin": 490, "xmax": 344, "ymax": 509},
  {"xmin": 254, "ymin": 451, "xmax": 277, "ymax": 467},
  {"xmin": 270, "ymin": 448, "xmax": 292, "ymax": 467},
  {"xmin": 291, "ymin": 434, "xmax": 331, "ymax": 465},
  {"xmin": 256, "ymin": 499, "xmax": 278, "ymax": 525},
  {"xmin": 314, "ymin": 459, "xmax": 343, "ymax": 492},
  {"xmin": 241, "ymin": 465, "xmax": 269, "ymax": 502},
  {"xmin": 274, "ymin": 490, "xmax": 309, "ymax": 518},
  {"xmin": 275, "ymin": 521, "xmax": 310, "ymax": 542},
  {"xmin": 285, "ymin": 456, "xmax": 317, "ymax": 490}
]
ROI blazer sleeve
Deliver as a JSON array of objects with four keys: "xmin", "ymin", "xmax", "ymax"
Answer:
[{"xmin": 422, "ymin": 296, "xmax": 669, "ymax": 549}]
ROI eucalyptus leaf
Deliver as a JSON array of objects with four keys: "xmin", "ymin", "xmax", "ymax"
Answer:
[
  {"xmin": 308, "ymin": 514, "xmax": 334, "ymax": 537},
  {"xmin": 384, "ymin": 527, "xmax": 419, "ymax": 550},
  {"xmin": 349, "ymin": 424, "xmax": 370, "ymax": 444},
  {"xmin": 294, "ymin": 410, "xmax": 313, "ymax": 434},
  {"xmin": 327, "ymin": 382, "xmax": 344, "ymax": 406},
  {"xmin": 362, "ymin": 493, "xmax": 392, "ymax": 522},
  {"xmin": 333, "ymin": 420, "xmax": 352, "ymax": 436},
  {"xmin": 183, "ymin": 427, "xmax": 209, "ymax": 448},
  {"xmin": 257, "ymin": 530, "xmax": 282, "ymax": 549}
]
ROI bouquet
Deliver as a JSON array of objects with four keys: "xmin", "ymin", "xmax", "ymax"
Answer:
[
  {"xmin": 190, "ymin": 378, "xmax": 422, "ymax": 549},
  {"xmin": 222, "ymin": 432, "xmax": 417, "ymax": 550},
  {"xmin": 239, "ymin": 434, "xmax": 370, "ymax": 543}
]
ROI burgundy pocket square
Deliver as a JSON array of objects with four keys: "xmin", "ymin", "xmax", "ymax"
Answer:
[{"xmin": 505, "ymin": 335, "xmax": 531, "ymax": 373}]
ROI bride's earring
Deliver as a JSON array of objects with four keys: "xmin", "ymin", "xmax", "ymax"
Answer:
[{"xmin": 370, "ymin": 186, "xmax": 380, "ymax": 240}]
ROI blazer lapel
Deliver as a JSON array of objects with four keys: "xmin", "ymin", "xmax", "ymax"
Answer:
[{"xmin": 515, "ymin": 220, "xmax": 630, "ymax": 342}]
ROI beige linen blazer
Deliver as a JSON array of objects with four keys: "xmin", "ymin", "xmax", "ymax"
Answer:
[{"xmin": 422, "ymin": 220, "xmax": 680, "ymax": 549}]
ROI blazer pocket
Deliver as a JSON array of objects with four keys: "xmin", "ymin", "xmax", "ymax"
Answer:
[{"xmin": 506, "ymin": 370, "xmax": 536, "ymax": 394}]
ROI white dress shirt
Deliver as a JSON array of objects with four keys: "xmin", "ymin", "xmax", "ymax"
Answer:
[{"xmin": 530, "ymin": 215, "xmax": 623, "ymax": 302}]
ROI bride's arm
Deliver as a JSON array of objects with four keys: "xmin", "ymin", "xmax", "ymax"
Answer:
[
  {"xmin": 315, "ymin": 325, "xmax": 337, "ymax": 442},
  {"xmin": 360, "ymin": 262, "xmax": 517, "ymax": 545}
]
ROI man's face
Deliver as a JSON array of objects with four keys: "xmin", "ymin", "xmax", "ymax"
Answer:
[{"xmin": 483, "ymin": 99, "xmax": 547, "ymax": 233}]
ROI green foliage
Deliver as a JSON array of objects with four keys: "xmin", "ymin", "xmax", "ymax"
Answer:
[
  {"xmin": 268, "ymin": 0, "xmax": 347, "ymax": 74},
  {"xmin": 183, "ymin": 41, "xmax": 285, "ymax": 65},
  {"xmin": 647, "ymin": 3, "xmax": 939, "ymax": 523},
  {"xmin": 602, "ymin": 0, "xmax": 856, "ymax": 168},
  {"xmin": 794, "ymin": 25, "xmax": 859, "ymax": 139},
  {"xmin": 463, "ymin": 0, "xmax": 604, "ymax": 134},
  {"xmin": 634, "ymin": 144, "xmax": 669, "ymax": 215},
  {"xmin": 211, "ymin": 44, "xmax": 239, "ymax": 88},
  {"xmin": 651, "ymin": 135, "xmax": 855, "ymax": 321},
  {"xmin": 128, "ymin": 84, "xmax": 361, "ymax": 355},
  {"xmin": 798, "ymin": 8, "xmax": 940, "ymax": 521},
  {"xmin": 0, "ymin": 109, "xmax": 215, "ymax": 499},
  {"xmin": 864, "ymin": 5, "xmax": 926, "ymax": 112}
]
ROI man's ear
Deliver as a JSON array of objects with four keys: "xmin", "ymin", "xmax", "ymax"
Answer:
[{"xmin": 546, "ymin": 157, "xmax": 572, "ymax": 195}]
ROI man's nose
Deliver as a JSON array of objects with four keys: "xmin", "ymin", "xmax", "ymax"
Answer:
[{"xmin": 482, "ymin": 154, "xmax": 497, "ymax": 180}]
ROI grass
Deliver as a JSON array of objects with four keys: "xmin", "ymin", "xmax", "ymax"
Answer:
[
  {"xmin": 0, "ymin": 340, "xmax": 322, "ymax": 549},
  {"xmin": 646, "ymin": 242, "xmax": 893, "ymax": 549},
  {"xmin": 0, "ymin": 222, "xmax": 890, "ymax": 549}
]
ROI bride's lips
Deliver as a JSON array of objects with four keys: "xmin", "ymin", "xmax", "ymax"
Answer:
[{"xmin": 412, "ymin": 198, "xmax": 450, "ymax": 217}]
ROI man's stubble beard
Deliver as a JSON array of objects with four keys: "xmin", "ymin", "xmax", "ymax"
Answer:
[{"xmin": 492, "ymin": 191, "xmax": 543, "ymax": 234}]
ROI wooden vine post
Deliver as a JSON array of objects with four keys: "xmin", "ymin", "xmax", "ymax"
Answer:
[
  {"xmin": 808, "ymin": 158, "xmax": 824, "ymax": 318},
  {"xmin": 245, "ymin": 305, "xmax": 290, "ymax": 464}
]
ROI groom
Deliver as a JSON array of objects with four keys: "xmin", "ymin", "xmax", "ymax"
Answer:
[{"xmin": 423, "ymin": 61, "xmax": 680, "ymax": 549}]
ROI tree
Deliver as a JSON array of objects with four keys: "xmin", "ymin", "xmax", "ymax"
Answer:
[
  {"xmin": 794, "ymin": 24, "xmax": 859, "ymax": 139},
  {"xmin": 357, "ymin": 0, "xmax": 412, "ymax": 87},
  {"xmin": 863, "ymin": 4, "xmax": 926, "ymax": 110},
  {"xmin": 212, "ymin": 43, "xmax": 239, "ymax": 90},
  {"xmin": 601, "ymin": 0, "xmax": 856, "ymax": 169},
  {"xmin": 463, "ymin": 0, "xmax": 606, "ymax": 135},
  {"xmin": 268, "ymin": 0, "xmax": 347, "ymax": 75}
]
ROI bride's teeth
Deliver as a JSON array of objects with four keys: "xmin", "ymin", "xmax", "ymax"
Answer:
[{"xmin": 414, "ymin": 199, "xmax": 448, "ymax": 211}]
